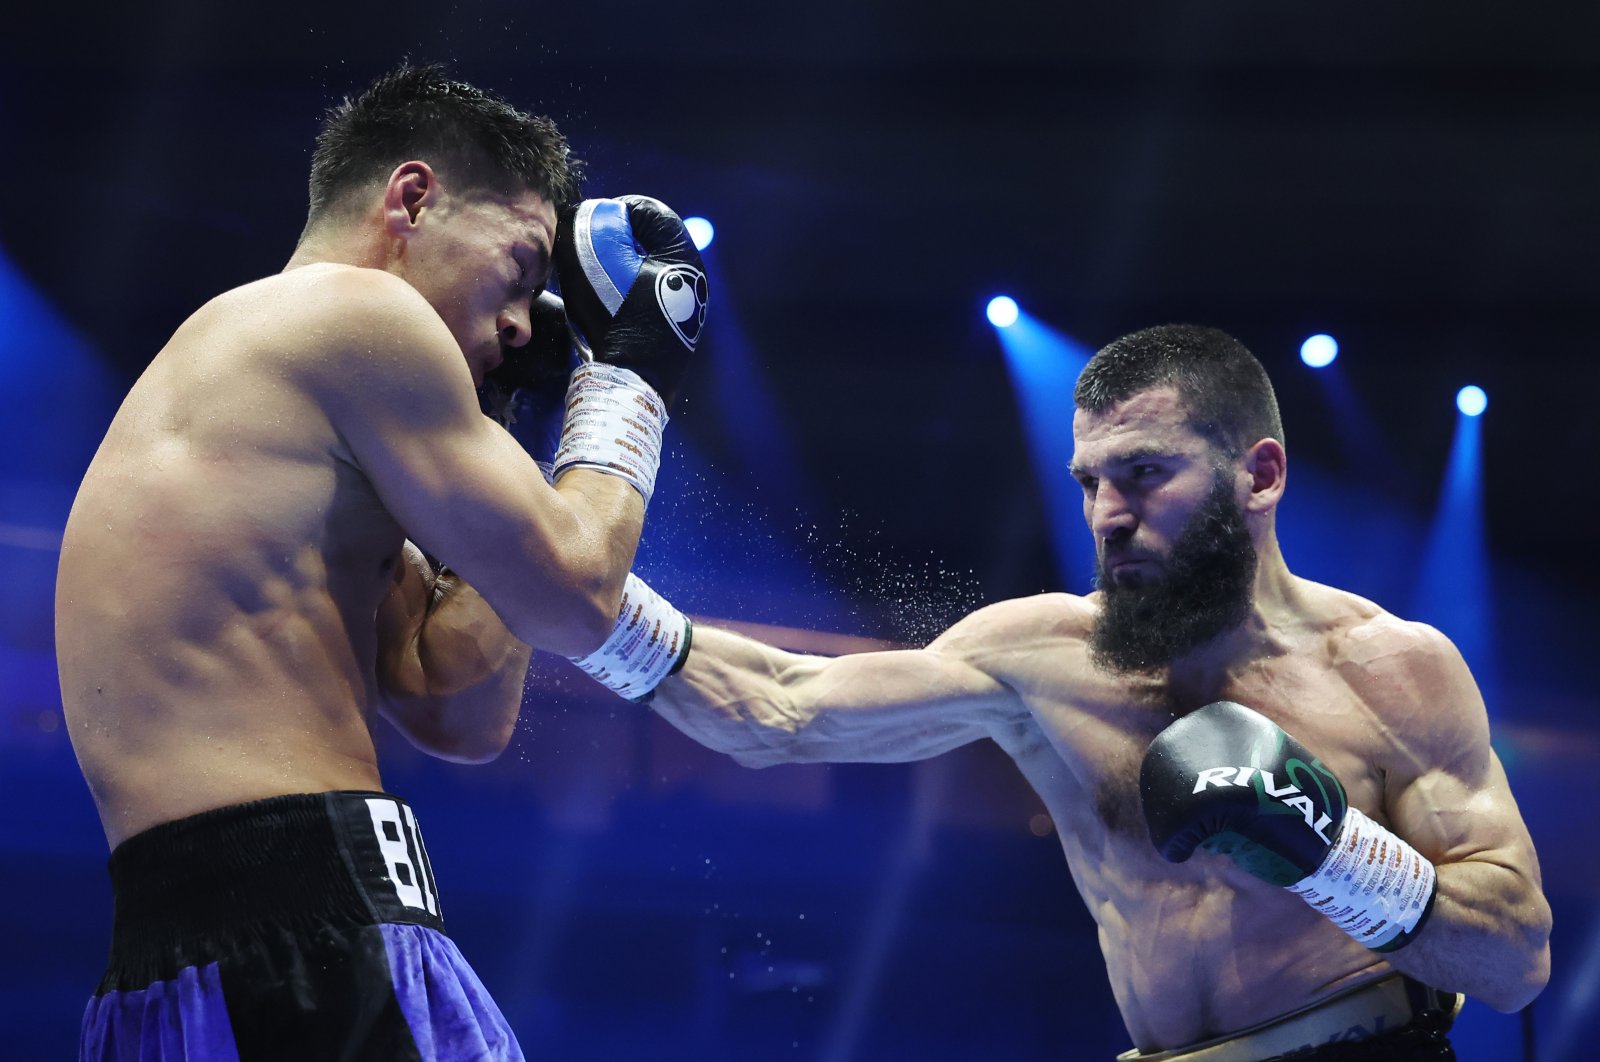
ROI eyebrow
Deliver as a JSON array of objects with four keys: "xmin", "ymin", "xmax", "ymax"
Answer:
[{"xmin": 1068, "ymin": 446, "xmax": 1177, "ymax": 480}]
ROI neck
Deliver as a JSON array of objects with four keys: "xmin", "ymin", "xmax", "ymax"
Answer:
[
  {"xmin": 1165, "ymin": 531, "xmax": 1298, "ymax": 687},
  {"xmin": 284, "ymin": 217, "xmax": 390, "ymax": 273}
]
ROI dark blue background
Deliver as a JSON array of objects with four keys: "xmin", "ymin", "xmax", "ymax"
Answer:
[{"xmin": 4, "ymin": 3, "xmax": 1598, "ymax": 1059}]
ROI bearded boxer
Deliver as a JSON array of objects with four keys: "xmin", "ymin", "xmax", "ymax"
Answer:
[
  {"xmin": 639, "ymin": 325, "xmax": 1548, "ymax": 1060},
  {"xmin": 57, "ymin": 62, "xmax": 701, "ymax": 1059}
]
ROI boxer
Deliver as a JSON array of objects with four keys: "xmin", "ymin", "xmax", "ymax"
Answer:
[
  {"xmin": 638, "ymin": 324, "xmax": 1548, "ymax": 1060},
  {"xmin": 60, "ymin": 61, "xmax": 703, "ymax": 1059}
]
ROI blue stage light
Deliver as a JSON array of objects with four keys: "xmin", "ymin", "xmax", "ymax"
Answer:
[
  {"xmin": 993, "ymin": 315, "xmax": 1096, "ymax": 592},
  {"xmin": 684, "ymin": 216, "xmax": 715, "ymax": 251},
  {"xmin": 987, "ymin": 296, "xmax": 1019, "ymax": 328},
  {"xmin": 1456, "ymin": 385, "xmax": 1488, "ymax": 417},
  {"xmin": 1300, "ymin": 334, "xmax": 1338, "ymax": 368}
]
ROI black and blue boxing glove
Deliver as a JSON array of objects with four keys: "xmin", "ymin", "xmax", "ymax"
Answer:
[
  {"xmin": 545, "ymin": 196, "xmax": 709, "ymax": 507},
  {"xmin": 480, "ymin": 290, "xmax": 578, "ymax": 483},
  {"xmin": 555, "ymin": 194, "xmax": 707, "ymax": 407},
  {"xmin": 1140, "ymin": 700, "xmax": 1438, "ymax": 952}
]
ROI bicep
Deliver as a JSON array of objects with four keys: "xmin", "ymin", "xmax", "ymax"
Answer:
[
  {"xmin": 346, "ymin": 384, "xmax": 566, "ymax": 582},
  {"xmin": 1379, "ymin": 633, "xmax": 1540, "ymax": 876},
  {"xmin": 363, "ymin": 398, "xmax": 640, "ymax": 655},
  {"xmin": 309, "ymin": 285, "xmax": 635, "ymax": 648},
  {"xmin": 1388, "ymin": 749, "xmax": 1539, "ymax": 877}
]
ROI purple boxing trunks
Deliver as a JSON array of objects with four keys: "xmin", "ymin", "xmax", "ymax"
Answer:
[{"xmin": 79, "ymin": 790, "xmax": 522, "ymax": 1062}]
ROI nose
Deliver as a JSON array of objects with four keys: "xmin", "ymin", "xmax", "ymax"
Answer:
[
  {"xmin": 498, "ymin": 300, "xmax": 533, "ymax": 350},
  {"xmin": 1087, "ymin": 482, "xmax": 1137, "ymax": 545}
]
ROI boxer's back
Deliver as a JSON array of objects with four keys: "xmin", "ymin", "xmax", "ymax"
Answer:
[{"xmin": 57, "ymin": 265, "xmax": 403, "ymax": 847}]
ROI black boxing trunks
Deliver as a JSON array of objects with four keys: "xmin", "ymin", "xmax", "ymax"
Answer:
[
  {"xmin": 79, "ymin": 791, "xmax": 522, "ymax": 1061},
  {"xmin": 1115, "ymin": 974, "xmax": 1462, "ymax": 1061}
]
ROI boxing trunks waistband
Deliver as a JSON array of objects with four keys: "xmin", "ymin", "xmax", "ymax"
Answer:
[
  {"xmin": 99, "ymin": 790, "xmax": 445, "ymax": 993},
  {"xmin": 1114, "ymin": 974, "xmax": 1464, "ymax": 1062}
]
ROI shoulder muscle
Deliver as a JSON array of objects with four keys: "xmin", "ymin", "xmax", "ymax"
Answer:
[
  {"xmin": 1338, "ymin": 613, "xmax": 1491, "ymax": 783},
  {"xmin": 930, "ymin": 592, "xmax": 1093, "ymax": 683}
]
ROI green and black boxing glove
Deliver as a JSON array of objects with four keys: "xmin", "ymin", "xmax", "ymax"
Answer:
[{"xmin": 1140, "ymin": 700, "xmax": 1437, "ymax": 952}]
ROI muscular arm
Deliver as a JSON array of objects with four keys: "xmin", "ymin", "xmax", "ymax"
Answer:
[
  {"xmin": 374, "ymin": 541, "xmax": 532, "ymax": 762},
  {"xmin": 1365, "ymin": 624, "xmax": 1552, "ymax": 1011},
  {"xmin": 653, "ymin": 603, "xmax": 1033, "ymax": 767},
  {"xmin": 306, "ymin": 269, "xmax": 642, "ymax": 657}
]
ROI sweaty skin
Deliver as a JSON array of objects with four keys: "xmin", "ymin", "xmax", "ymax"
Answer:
[
  {"xmin": 650, "ymin": 388, "xmax": 1550, "ymax": 1053},
  {"xmin": 57, "ymin": 177, "xmax": 645, "ymax": 848}
]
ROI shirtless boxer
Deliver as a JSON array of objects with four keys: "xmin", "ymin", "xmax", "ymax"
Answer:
[
  {"xmin": 57, "ymin": 63, "xmax": 700, "ymax": 1059},
  {"xmin": 644, "ymin": 325, "xmax": 1549, "ymax": 1060}
]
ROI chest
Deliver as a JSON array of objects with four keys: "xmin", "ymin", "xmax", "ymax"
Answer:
[{"xmin": 1023, "ymin": 656, "xmax": 1392, "ymax": 843}]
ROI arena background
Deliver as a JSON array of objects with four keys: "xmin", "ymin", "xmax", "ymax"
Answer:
[{"xmin": 3, "ymin": 3, "xmax": 1598, "ymax": 1059}]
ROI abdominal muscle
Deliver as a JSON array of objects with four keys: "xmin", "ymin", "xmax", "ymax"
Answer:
[
  {"xmin": 57, "ymin": 550, "xmax": 391, "ymax": 849},
  {"xmin": 57, "ymin": 475, "xmax": 395, "ymax": 848},
  {"xmin": 1060, "ymin": 816, "xmax": 1392, "ymax": 1051}
]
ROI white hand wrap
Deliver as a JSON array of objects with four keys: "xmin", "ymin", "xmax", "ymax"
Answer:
[
  {"xmin": 570, "ymin": 573, "xmax": 692, "ymax": 701},
  {"xmin": 551, "ymin": 363, "xmax": 667, "ymax": 506},
  {"xmin": 1288, "ymin": 806, "xmax": 1438, "ymax": 951}
]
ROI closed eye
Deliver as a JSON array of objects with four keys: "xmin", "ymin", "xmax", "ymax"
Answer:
[
  {"xmin": 511, "ymin": 257, "xmax": 534, "ymax": 297},
  {"xmin": 1126, "ymin": 464, "xmax": 1178, "ymax": 489}
]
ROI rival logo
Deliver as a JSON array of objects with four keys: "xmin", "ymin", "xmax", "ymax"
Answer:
[{"xmin": 1192, "ymin": 766, "xmax": 1335, "ymax": 843}]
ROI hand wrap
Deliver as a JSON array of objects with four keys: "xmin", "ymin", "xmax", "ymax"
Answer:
[
  {"xmin": 570, "ymin": 573, "xmax": 692, "ymax": 702},
  {"xmin": 1288, "ymin": 805, "xmax": 1438, "ymax": 952},
  {"xmin": 550, "ymin": 363, "xmax": 667, "ymax": 506}
]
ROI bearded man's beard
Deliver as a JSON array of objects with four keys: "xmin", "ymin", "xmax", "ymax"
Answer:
[{"xmin": 1088, "ymin": 473, "xmax": 1258, "ymax": 674}]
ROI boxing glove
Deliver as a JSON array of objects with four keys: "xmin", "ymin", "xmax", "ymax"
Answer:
[
  {"xmin": 480, "ymin": 290, "xmax": 577, "ymax": 482},
  {"xmin": 553, "ymin": 195, "xmax": 707, "ymax": 408},
  {"xmin": 1140, "ymin": 700, "xmax": 1437, "ymax": 952},
  {"xmin": 542, "ymin": 196, "xmax": 707, "ymax": 507}
]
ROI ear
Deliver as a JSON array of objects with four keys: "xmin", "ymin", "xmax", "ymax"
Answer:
[
  {"xmin": 383, "ymin": 161, "xmax": 439, "ymax": 238},
  {"xmin": 1241, "ymin": 437, "xmax": 1286, "ymax": 515}
]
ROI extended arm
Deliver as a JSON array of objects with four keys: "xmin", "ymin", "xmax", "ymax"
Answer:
[{"xmin": 652, "ymin": 605, "xmax": 1030, "ymax": 768}]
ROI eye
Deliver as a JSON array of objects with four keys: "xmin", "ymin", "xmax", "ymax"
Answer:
[
  {"xmin": 1075, "ymin": 474, "xmax": 1098, "ymax": 494},
  {"xmin": 510, "ymin": 257, "xmax": 533, "ymax": 296}
]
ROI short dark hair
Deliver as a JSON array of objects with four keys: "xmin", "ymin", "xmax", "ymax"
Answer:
[
  {"xmin": 1073, "ymin": 324, "xmax": 1284, "ymax": 457},
  {"xmin": 304, "ymin": 61, "xmax": 584, "ymax": 230}
]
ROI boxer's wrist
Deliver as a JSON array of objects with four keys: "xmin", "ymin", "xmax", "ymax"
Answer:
[
  {"xmin": 570, "ymin": 573, "xmax": 691, "ymax": 702},
  {"xmin": 1287, "ymin": 806, "xmax": 1438, "ymax": 951},
  {"xmin": 551, "ymin": 363, "xmax": 667, "ymax": 506}
]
